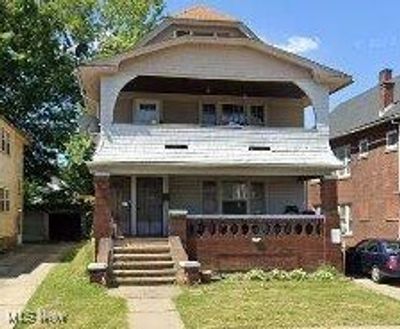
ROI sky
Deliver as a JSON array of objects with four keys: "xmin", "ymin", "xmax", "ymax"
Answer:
[{"xmin": 165, "ymin": 0, "xmax": 400, "ymax": 109}]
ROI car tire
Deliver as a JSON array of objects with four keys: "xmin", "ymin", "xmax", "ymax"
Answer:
[{"xmin": 371, "ymin": 266, "xmax": 384, "ymax": 283}]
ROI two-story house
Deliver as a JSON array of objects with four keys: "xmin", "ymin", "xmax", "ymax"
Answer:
[
  {"xmin": 78, "ymin": 5, "xmax": 352, "ymax": 285},
  {"xmin": 0, "ymin": 115, "xmax": 28, "ymax": 250},
  {"xmin": 309, "ymin": 69, "xmax": 400, "ymax": 247}
]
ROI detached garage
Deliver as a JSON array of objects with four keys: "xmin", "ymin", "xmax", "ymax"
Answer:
[{"xmin": 23, "ymin": 210, "xmax": 82, "ymax": 242}]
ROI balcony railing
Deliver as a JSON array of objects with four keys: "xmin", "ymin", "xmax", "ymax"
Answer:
[{"xmin": 187, "ymin": 214, "xmax": 325, "ymax": 238}]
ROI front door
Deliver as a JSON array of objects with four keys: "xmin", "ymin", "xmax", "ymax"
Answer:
[{"xmin": 136, "ymin": 177, "xmax": 163, "ymax": 236}]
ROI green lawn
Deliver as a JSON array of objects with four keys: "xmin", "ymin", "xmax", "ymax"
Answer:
[
  {"xmin": 16, "ymin": 242, "xmax": 128, "ymax": 329},
  {"xmin": 176, "ymin": 278, "xmax": 400, "ymax": 329}
]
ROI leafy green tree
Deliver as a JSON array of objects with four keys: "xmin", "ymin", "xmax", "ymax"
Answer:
[
  {"xmin": 41, "ymin": 0, "xmax": 164, "ymax": 57},
  {"xmin": 1, "ymin": 0, "xmax": 165, "ymax": 209},
  {"xmin": 0, "ymin": 0, "xmax": 79, "ymax": 182}
]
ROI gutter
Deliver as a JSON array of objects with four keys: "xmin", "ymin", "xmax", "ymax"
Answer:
[{"xmin": 331, "ymin": 113, "xmax": 400, "ymax": 141}]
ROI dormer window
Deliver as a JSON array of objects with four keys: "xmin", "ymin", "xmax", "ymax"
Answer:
[
  {"xmin": 217, "ymin": 32, "xmax": 231, "ymax": 38},
  {"xmin": 192, "ymin": 31, "xmax": 215, "ymax": 37},
  {"xmin": 174, "ymin": 30, "xmax": 191, "ymax": 38}
]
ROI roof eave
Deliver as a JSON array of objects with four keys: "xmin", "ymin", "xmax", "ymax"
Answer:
[{"xmin": 331, "ymin": 112, "xmax": 400, "ymax": 140}]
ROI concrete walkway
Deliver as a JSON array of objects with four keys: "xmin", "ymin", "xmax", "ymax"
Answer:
[
  {"xmin": 353, "ymin": 278, "xmax": 400, "ymax": 301},
  {"xmin": 0, "ymin": 243, "xmax": 73, "ymax": 329},
  {"xmin": 109, "ymin": 285, "xmax": 185, "ymax": 329}
]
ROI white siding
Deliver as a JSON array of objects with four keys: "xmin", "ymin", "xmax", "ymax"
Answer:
[
  {"xmin": 169, "ymin": 176, "xmax": 203, "ymax": 214},
  {"xmin": 267, "ymin": 178, "xmax": 305, "ymax": 214}
]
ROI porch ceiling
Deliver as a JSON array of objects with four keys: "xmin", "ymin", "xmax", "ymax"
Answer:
[{"xmin": 121, "ymin": 76, "xmax": 307, "ymax": 99}]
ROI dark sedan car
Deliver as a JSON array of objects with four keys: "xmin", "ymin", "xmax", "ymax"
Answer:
[{"xmin": 346, "ymin": 239, "xmax": 400, "ymax": 283}]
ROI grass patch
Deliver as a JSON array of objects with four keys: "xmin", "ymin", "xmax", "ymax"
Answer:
[
  {"xmin": 16, "ymin": 241, "xmax": 128, "ymax": 329},
  {"xmin": 176, "ymin": 278, "xmax": 400, "ymax": 329}
]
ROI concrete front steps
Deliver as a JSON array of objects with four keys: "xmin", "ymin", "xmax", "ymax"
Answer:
[{"xmin": 112, "ymin": 238, "xmax": 177, "ymax": 286}]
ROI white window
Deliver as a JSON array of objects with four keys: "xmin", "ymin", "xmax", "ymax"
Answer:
[
  {"xmin": 334, "ymin": 145, "xmax": 351, "ymax": 178},
  {"xmin": 1, "ymin": 127, "xmax": 10, "ymax": 155},
  {"xmin": 358, "ymin": 139, "xmax": 369, "ymax": 158},
  {"xmin": 338, "ymin": 204, "xmax": 352, "ymax": 236},
  {"xmin": 386, "ymin": 130, "xmax": 398, "ymax": 151},
  {"xmin": 0, "ymin": 188, "xmax": 10, "ymax": 212},
  {"xmin": 134, "ymin": 100, "xmax": 159, "ymax": 125}
]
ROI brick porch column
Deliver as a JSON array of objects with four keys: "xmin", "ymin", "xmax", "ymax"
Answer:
[
  {"xmin": 320, "ymin": 178, "xmax": 343, "ymax": 270},
  {"xmin": 169, "ymin": 210, "xmax": 188, "ymax": 246},
  {"xmin": 93, "ymin": 173, "xmax": 112, "ymax": 251}
]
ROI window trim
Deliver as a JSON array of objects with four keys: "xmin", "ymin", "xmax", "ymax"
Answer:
[
  {"xmin": 0, "ymin": 187, "xmax": 10, "ymax": 212},
  {"xmin": 334, "ymin": 145, "xmax": 351, "ymax": 179},
  {"xmin": 215, "ymin": 101, "xmax": 267, "ymax": 127},
  {"xmin": 133, "ymin": 99, "xmax": 161, "ymax": 125},
  {"xmin": 1, "ymin": 127, "xmax": 11, "ymax": 155},
  {"xmin": 173, "ymin": 30, "xmax": 192, "ymax": 38},
  {"xmin": 200, "ymin": 103, "xmax": 217, "ymax": 126},
  {"xmin": 201, "ymin": 179, "xmax": 267, "ymax": 215},
  {"xmin": 358, "ymin": 138, "xmax": 369, "ymax": 159},
  {"xmin": 338, "ymin": 204, "xmax": 352, "ymax": 236},
  {"xmin": 386, "ymin": 130, "xmax": 399, "ymax": 152}
]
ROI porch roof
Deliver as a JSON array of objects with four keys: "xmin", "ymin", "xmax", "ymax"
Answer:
[{"xmin": 88, "ymin": 124, "xmax": 342, "ymax": 175}]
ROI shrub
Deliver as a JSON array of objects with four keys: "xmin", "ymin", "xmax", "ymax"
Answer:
[
  {"xmin": 244, "ymin": 269, "xmax": 270, "ymax": 281},
  {"xmin": 310, "ymin": 265, "xmax": 338, "ymax": 281},
  {"xmin": 225, "ymin": 266, "xmax": 339, "ymax": 283},
  {"xmin": 288, "ymin": 268, "xmax": 308, "ymax": 281}
]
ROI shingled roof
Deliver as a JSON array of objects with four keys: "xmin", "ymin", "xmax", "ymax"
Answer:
[
  {"xmin": 174, "ymin": 5, "xmax": 236, "ymax": 22},
  {"xmin": 330, "ymin": 75, "xmax": 400, "ymax": 139}
]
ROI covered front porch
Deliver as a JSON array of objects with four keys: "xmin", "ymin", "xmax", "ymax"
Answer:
[{"xmin": 105, "ymin": 174, "xmax": 314, "ymax": 238}]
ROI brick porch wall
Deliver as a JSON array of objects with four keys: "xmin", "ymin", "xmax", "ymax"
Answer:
[{"xmin": 186, "ymin": 229, "xmax": 326, "ymax": 271}]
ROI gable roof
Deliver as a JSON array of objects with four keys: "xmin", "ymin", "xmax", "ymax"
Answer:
[
  {"xmin": 0, "ymin": 114, "xmax": 29, "ymax": 144},
  {"xmin": 174, "ymin": 5, "xmax": 236, "ymax": 22},
  {"xmin": 76, "ymin": 5, "xmax": 352, "ymax": 108},
  {"xmin": 330, "ymin": 76, "xmax": 400, "ymax": 139}
]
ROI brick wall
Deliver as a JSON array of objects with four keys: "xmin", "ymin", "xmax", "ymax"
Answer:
[
  {"xmin": 93, "ymin": 175, "xmax": 112, "ymax": 245},
  {"xmin": 179, "ymin": 213, "xmax": 341, "ymax": 272},
  {"xmin": 309, "ymin": 122, "xmax": 400, "ymax": 247}
]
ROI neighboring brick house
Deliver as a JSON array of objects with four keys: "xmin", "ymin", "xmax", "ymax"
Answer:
[
  {"xmin": 0, "ymin": 115, "xmax": 28, "ymax": 250},
  {"xmin": 309, "ymin": 69, "xmax": 400, "ymax": 247},
  {"xmin": 78, "ymin": 5, "xmax": 351, "ymax": 284}
]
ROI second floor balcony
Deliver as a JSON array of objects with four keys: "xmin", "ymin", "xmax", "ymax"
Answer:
[{"xmin": 87, "ymin": 75, "xmax": 342, "ymax": 176}]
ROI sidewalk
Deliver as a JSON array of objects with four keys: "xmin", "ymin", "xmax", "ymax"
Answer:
[
  {"xmin": 0, "ymin": 243, "xmax": 73, "ymax": 329},
  {"xmin": 109, "ymin": 285, "xmax": 185, "ymax": 329}
]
